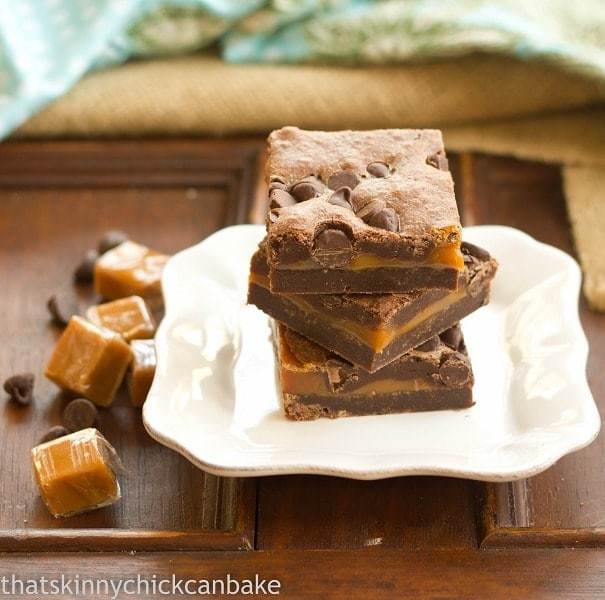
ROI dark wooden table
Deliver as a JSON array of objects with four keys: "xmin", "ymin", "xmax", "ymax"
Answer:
[{"xmin": 0, "ymin": 140, "xmax": 603, "ymax": 598}]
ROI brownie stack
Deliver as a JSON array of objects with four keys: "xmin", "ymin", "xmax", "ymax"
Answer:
[{"xmin": 248, "ymin": 127, "xmax": 497, "ymax": 420}]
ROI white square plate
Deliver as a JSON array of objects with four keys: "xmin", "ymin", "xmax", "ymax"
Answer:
[{"xmin": 143, "ymin": 225, "xmax": 600, "ymax": 481}]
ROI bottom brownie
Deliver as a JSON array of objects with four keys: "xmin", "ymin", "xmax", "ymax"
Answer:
[{"xmin": 274, "ymin": 322, "xmax": 474, "ymax": 420}]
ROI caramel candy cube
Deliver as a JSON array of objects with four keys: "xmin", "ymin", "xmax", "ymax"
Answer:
[
  {"xmin": 128, "ymin": 339, "xmax": 156, "ymax": 407},
  {"xmin": 45, "ymin": 316, "xmax": 133, "ymax": 407},
  {"xmin": 32, "ymin": 428, "xmax": 123, "ymax": 518},
  {"xmin": 94, "ymin": 240, "xmax": 169, "ymax": 301},
  {"xmin": 86, "ymin": 296, "xmax": 156, "ymax": 342}
]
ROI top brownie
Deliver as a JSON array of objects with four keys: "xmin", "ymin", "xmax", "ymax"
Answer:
[{"xmin": 265, "ymin": 127, "xmax": 463, "ymax": 294}]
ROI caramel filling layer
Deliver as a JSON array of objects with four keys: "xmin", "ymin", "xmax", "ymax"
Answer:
[
  {"xmin": 250, "ymin": 274, "xmax": 466, "ymax": 352},
  {"xmin": 275, "ymin": 243, "xmax": 464, "ymax": 271},
  {"xmin": 279, "ymin": 370, "xmax": 438, "ymax": 396}
]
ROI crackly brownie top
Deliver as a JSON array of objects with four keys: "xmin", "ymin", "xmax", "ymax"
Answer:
[
  {"xmin": 251, "ymin": 239, "xmax": 497, "ymax": 328},
  {"xmin": 265, "ymin": 127, "xmax": 461, "ymax": 266},
  {"xmin": 276, "ymin": 322, "xmax": 473, "ymax": 392}
]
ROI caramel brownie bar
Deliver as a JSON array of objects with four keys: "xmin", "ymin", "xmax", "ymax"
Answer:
[
  {"xmin": 265, "ymin": 127, "xmax": 463, "ymax": 293},
  {"xmin": 250, "ymin": 241, "xmax": 496, "ymax": 372},
  {"xmin": 274, "ymin": 323, "xmax": 474, "ymax": 420}
]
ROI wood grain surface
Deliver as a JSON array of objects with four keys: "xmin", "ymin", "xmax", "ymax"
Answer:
[
  {"xmin": 0, "ymin": 139, "xmax": 603, "ymax": 596},
  {"xmin": 0, "ymin": 140, "xmax": 261, "ymax": 551}
]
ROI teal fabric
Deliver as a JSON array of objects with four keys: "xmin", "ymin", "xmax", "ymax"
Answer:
[{"xmin": 1, "ymin": 0, "xmax": 605, "ymax": 138}]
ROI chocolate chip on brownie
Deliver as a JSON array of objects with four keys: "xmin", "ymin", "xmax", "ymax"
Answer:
[
  {"xmin": 366, "ymin": 161, "xmax": 390, "ymax": 178},
  {"xmin": 439, "ymin": 326, "xmax": 463, "ymax": 351},
  {"xmin": 328, "ymin": 187, "xmax": 353, "ymax": 210},
  {"xmin": 426, "ymin": 151, "xmax": 449, "ymax": 171},
  {"xmin": 439, "ymin": 354, "xmax": 471, "ymax": 387},
  {"xmin": 416, "ymin": 336, "xmax": 440, "ymax": 352},
  {"xmin": 291, "ymin": 176, "xmax": 324, "ymax": 202},
  {"xmin": 327, "ymin": 170, "xmax": 359, "ymax": 191},
  {"xmin": 312, "ymin": 229, "xmax": 353, "ymax": 268},
  {"xmin": 270, "ymin": 188, "xmax": 298, "ymax": 210},
  {"xmin": 367, "ymin": 206, "xmax": 400, "ymax": 232}
]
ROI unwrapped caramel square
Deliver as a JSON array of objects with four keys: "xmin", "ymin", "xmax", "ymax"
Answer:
[
  {"xmin": 45, "ymin": 316, "xmax": 133, "ymax": 407},
  {"xmin": 31, "ymin": 428, "xmax": 123, "ymax": 518},
  {"xmin": 94, "ymin": 240, "xmax": 169, "ymax": 301},
  {"xmin": 86, "ymin": 296, "xmax": 155, "ymax": 342},
  {"xmin": 128, "ymin": 339, "xmax": 156, "ymax": 407}
]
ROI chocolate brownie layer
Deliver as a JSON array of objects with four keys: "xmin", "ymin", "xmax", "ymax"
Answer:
[
  {"xmin": 265, "ymin": 127, "xmax": 463, "ymax": 293},
  {"xmin": 249, "ymin": 241, "xmax": 497, "ymax": 372},
  {"xmin": 274, "ymin": 323, "xmax": 474, "ymax": 420}
]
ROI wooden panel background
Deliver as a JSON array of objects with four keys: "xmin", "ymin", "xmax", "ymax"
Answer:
[
  {"xmin": 0, "ymin": 140, "xmax": 262, "ymax": 551},
  {"xmin": 0, "ymin": 140, "xmax": 603, "ymax": 576}
]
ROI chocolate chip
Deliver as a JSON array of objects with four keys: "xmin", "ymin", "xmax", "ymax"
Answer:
[
  {"xmin": 439, "ymin": 326, "xmax": 463, "ymax": 351},
  {"xmin": 367, "ymin": 207, "xmax": 400, "ymax": 232},
  {"xmin": 4, "ymin": 373, "xmax": 34, "ymax": 406},
  {"xmin": 416, "ymin": 336, "xmax": 439, "ymax": 352},
  {"xmin": 98, "ymin": 230, "xmax": 129, "ymax": 255},
  {"xmin": 269, "ymin": 181, "xmax": 288, "ymax": 192},
  {"xmin": 312, "ymin": 229, "xmax": 353, "ymax": 268},
  {"xmin": 439, "ymin": 354, "xmax": 471, "ymax": 387},
  {"xmin": 367, "ymin": 162, "xmax": 390, "ymax": 178},
  {"xmin": 63, "ymin": 398, "xmax": 98, "ymax": 432},
  {"xmin": 461, "ymin": 241, "xmax": 491, "ymax": 262},
  {"xmin": 426, "ymin": 151, "xmax": 449, "ymax": 171},
  {"xmin": 269, "ymin": 188, "xmax": 297, "ymax": 210},
  {"xmin": 328, "ymin": 187, "xmax": 353, "ymax": 210},
  {"xmin": 327, "ymin": 170, "xmax": 359, "ymax": 191},
  {"xmin": 39, "ymin": 425, "xmax": 69, "ymax": 444},
  {"xmin": 73, "ymin": 249, "xmax": 98, "ymax": 284},
  {"xmin": 356, "ymin": 199, "xmax": 385, "ymax": 222},
  {"xmin": 47, "ymin": 294, "xmax": 77, "ymax": 327},
  {"xmin": 291, "ymin": 177, "xmax": 323, "ymax": 202}
]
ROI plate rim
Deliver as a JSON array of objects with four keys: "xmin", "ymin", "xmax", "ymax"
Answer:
[{"xmin": 143, "ymin": 224, "xmax": 601, "ymax": 481}]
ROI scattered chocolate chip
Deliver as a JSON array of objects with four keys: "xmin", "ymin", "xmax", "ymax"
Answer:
[
  {"xmin": 439, "ymin": 354, "xmax": 471, "ymax": 387},
  {"xmin": 98, "ymin": 230, "xmax": 128, "ymax": 255},
  {"xmin": 328, "ymin": 187, "xmax": 353, "ymax": 210},
  {"xmin": 62, "ymin": 398, "xmax": 98, "ymax": 432},
  {"xmin": 439, "ymin": 326, "xmax": 463, "ymax": 351},
  {"xmin": 461, "ymin": 241, "xmax": 491, "ymax": 262},
  {"xmin": 366, "ymin": 161, "xmax": 390, "ymax": 178},
  {"xmin": 368, "ymin": 207, "xmax": 400, "ymax": 232},
  {"xmin": 356, "ymin": 199, "xmax": 385, "ymax": 222},
  {"xmin": 416, "ymin": 336, "xmax": 439, "ymax": 352},
  {"xmin": 39, "ymin": 425, "xmax": 69, "ymax": 444},
  {"xmin": 291, "ymin": 177, "xmax": 323, "ymax": 202},
  {"xmin": 312, "ymin": 228, "xmax": 353, "ymax": 268},
  {"xmin": 426, "ymin": 151, "xmax": 449, "ymax": 171},
  {"xmin": 73, "ymin": 249, "xmax": 98, "ymax": 284},
  {"xmin": 269, "ymin": 188, "xmax": 297, "ymax": 210},
  {"xmin": 46, "ymin": 294, "xmax": 77, "ymax": 327},
  {"xmin": 327, "ymin": 170, "xmax": 359, "ymax": 191},
  {"xmin": 4, "ymin": 373, "xmax": 34, "ymax": 406}
]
